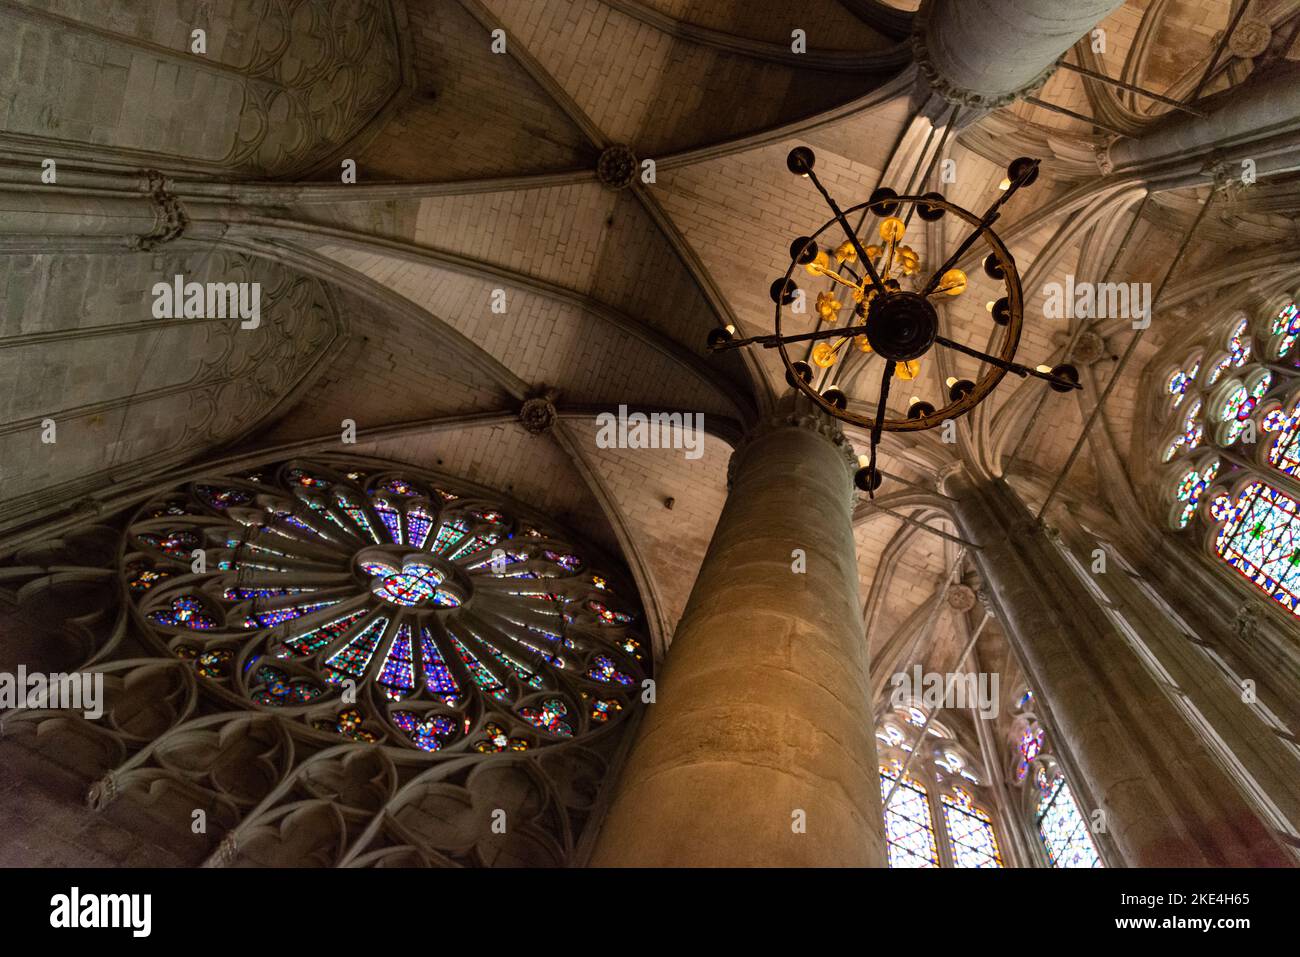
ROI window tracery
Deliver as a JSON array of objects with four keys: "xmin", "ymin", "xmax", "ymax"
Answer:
[
  {"xmin": 876, "ymin": 706, "xmax": 1005, "ymax": 868},
  {"xmin": 0, "ymin": 456, "xmax": 650, "ymax": 867},
  {"xmin": 1155, "ymin": 294, "xmax": 1300, "ymax": 618}
]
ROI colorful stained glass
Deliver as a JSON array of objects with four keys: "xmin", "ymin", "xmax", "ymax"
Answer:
[
  {"xmin": 585, "ymin": 654, "xmax": 633, "ymax": 685},
  {"xmin": 474, "ymin": 722, "xmax": 529, "ymax": 753},
  {"xmin": 419, "ymin": 626, "xmax": 460, "ymax": 704},
  {"xmin": 1271, "ymin": 300, "xmax": 1300, "ymax": 358},
  {"xmin": 587, "ymin": 599, "xmax": 634, "ymax": 625},
  {"xmin": 432, "ymin": 519, "xmax": 469, "ymax": 555},
  {"xmin": 323, "ymin": 617, "xmax": 389, "ymax": 683},
  {"xmin": 406, "ymin": 505, "xmax": 435, "ymax": 550},
  {"xmin": 194, "ymin": 648, "xmax": 233, "ymax": 679},
  {"xmin": 467, "ymin": 550, "xmax": 528, "ymax": 573},
  {"xmin": 369, "ymin": 562, "xmax": 444, "ymax": 606},
  {"xmin": 1035, "ymin": 774, "xmax": 1104, "ymax": 867},
  {"xmin": 1163, "ymin": 399, "xmax": 1205, "ymax": 461},
  {"xmin": 270, "ymin": 509, "xmax": 332, "ymax": 542},
  {"xmin": 1264, "ymin": 402, "xmax": 1300, "ymax": 476},
  {"xmin": 312, "ymin": 708, "xmax": 379, "ymax": 743},
  {"xmin": 372, "ymin": 499, "xmax": 403, "ymax": 544},
  {"xmin": 1206, "ymin": 317, "xmax": 1252, "ymax": 387},
  {"xmin": 470, "ymin": 630, "xmax": 545, "ymax": 688},
  {"xmin": 588, "ymin": 696, "xmax": 622, "ymax": 723},
  {"xmin": 301, "ymin": 496, "xmax": 352, "ymax": 537},
  {"xmin": 148, "ymin": 595, "xmax": 217, "ymax": 630},
  {"xmin": 518, "ymin": 698, "xmax": 574, "ymax": 737},
  {"xmin": 1014, "ymin": 725, "xmax": 1045, "ymax": 782},
  {"xmin": 223, "ymin": 585, "xmax": 315, "ymax": 600},
  {"xmin": 376, "ymin": 622, "xmax": 417, "ymax": 700},
  {"xmin": 277, "ymin": 609, "xmax": 369, "ymax": 657},
  {"xmin": 941, "ymin": 787, "xmax": 1003, "ymax": 868},
  {"xmin": 542, "ymin": 549, "xmax": 582, "ymax": 572},
  {"xmin": 447, "ymin": 631, "xmax": 511, "ymax": 701},
  {"xmin": 1213, "ymin": 482, "xmax": 1300, "ymax": 617},
  {"xmin": 137, "ymin": 529, "xmax": 202, "ymax": 559},
  {"xmin": 391, "ymin": 710, "xmax": 457, "ymax": 751},
  {"xmin": 196, "ymin": 484, "xmax": 253, "ymax": 510},
  {"xmin": 447, "ymin": 532, "xmax": 501, "ymax": 561},
  {"xmin": 127, "ymin": 459, "xmax": 645, "ymax": 750},
  {"xmin": 1167, "ymin": 361, "xmax": 1199, "ymax": 410},
  {"xmin": 1217, "ymin": 372, "xmax": 1271, "ymax": 445},
  {"xmin": 337, "ymin": 495, "xmax": 381, "ymax": 544},
  {"xmin": 242, "ymin": 599, "xmax": 340, "ymax": 629},
  {"xmin": 880, "ymin": 763, "xmax": 939, "ymax": 868},
  {"xmin": 1171, "ymin": 458, "xmax": 1220, "ymax": 529},
  {"xmin": 251, "ymin": 665, "xmax": 325, "ymax": 707},
  {"xmin": 126, "ymin": 562, "xmax": 172, "ymax": 593},
  {"xmin": 286, "ymin": 468, "xmax": 330, "ymax": 489}
]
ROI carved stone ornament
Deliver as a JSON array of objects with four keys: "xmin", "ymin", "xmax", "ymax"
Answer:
[{"xmin": 596, "ymin": 145, "xmax": 638, "ymax": 190}]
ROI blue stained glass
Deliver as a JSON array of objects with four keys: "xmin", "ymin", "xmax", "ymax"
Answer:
[
  {"xmin": 585, "ymin": 654, "xmax": 632, "ymax": 685},
  {"xmin": 392, "ymin": 710, "xmax": 457, "ymax": 751},
  {"xmin": 419, "ymin": 626, "xmax": 460, "ymax": 704},
  {"xmin": 242, "ymin": 599, "xmax": 341, "ymax": 629},
  {"xmin": 323, "ymin": 617, "xmax": 389, "ymax": 683},
  {"xmin": 373, "ymin": 499, "xmax": 403, "ymax": 545},
  {"xmin": 377, "ymin": 622, "xmax": 416, "ymax": 700},
  {"xmin": 406, "ymin": 505, "xmax": 435, "ymax": 549}
]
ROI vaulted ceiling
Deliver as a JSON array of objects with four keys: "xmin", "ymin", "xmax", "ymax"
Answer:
[{"xmin": 3, "ymin": 0, "xmax": 1299, "ymax": 722}]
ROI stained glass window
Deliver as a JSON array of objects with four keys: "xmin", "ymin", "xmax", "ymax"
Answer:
[
  {"xmin": 1162, "ymin": 398, "xmax": 1205, "ymax": 462},
  {"xmin": 1170, "ymin": 458, "xmax": 1220, "ymax": 529},
  {"xmin": 1270, "ymin": 300, "xmax": 1300, "ymax": 358},
  {"xmin": 880, "ymin": 762, "xmax": 939, "ymax": 868},
  {"xmin": 1034, "ymin": 768, "xmax": 1103, "ymax": 867},
  {"xmin": 941, "ymin": 787, "xmax": 1003, "ymax": 868},
  {"xmin": 1013, "ymin": 724, "xmax": 1045, "ymax": 781},
  {"xmin": 1263, "ymin": 402, "xmax": 1300, "ymax": 476},
  {"xmin": 124, "ymin": 459, "xmax": 645, "ymax": 756},
  {"xmin": 1166, "ymin": 360, "xmax": 1199, "ymax": 410},
  {"xmin": 1213, "ymin": 482, "xmax": 1300, "ymax": 617}
]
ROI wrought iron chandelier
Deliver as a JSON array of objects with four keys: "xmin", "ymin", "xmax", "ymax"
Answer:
[{"xmin": 707, "ymin": 146, "xmax": 1082, "ymax": 496}]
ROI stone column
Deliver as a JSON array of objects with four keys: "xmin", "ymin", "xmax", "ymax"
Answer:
[
  {"xmin": 590, "ymin": 395, "xmax": 886, "ymax": 867},
  {"xmin": 1102, "ymin": 61, "xmax": 1300, "ymax": 186},
  {"xmin": 913, "ymin": 0, "xmax": 1123, "ymax": 111},
  {"xmin": 949, "ymin": 473, "xmax": 1293, "ymax": 866}
]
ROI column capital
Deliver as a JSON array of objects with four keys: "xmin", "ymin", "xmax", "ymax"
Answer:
[{"xmin": 727, "ymin": 392, "xmax": 858, "ymax": 492}]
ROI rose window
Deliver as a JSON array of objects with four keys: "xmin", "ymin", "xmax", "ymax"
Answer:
[{"xmin": 124, "ymin": 458, "xmax": 647, "ymax": 755}]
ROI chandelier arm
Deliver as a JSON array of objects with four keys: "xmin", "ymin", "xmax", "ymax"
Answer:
[
  {"xmin": 919, "ymin": 160, "xmax": 1040, "ymax": 296},
  {"xmin": 866, "ymin": 359, "xmax": 896, "ymax": 500},
  {"xmin": 710, "ymin": 323, "xmax": 870, "ymax": 351},
  {"xmin": 803, "ymin": 166, "xmax": 887, "ymax": 294},
  {"xmin": 933, "ymin": 335, "xmax": 1081, "ymax": 390}
]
